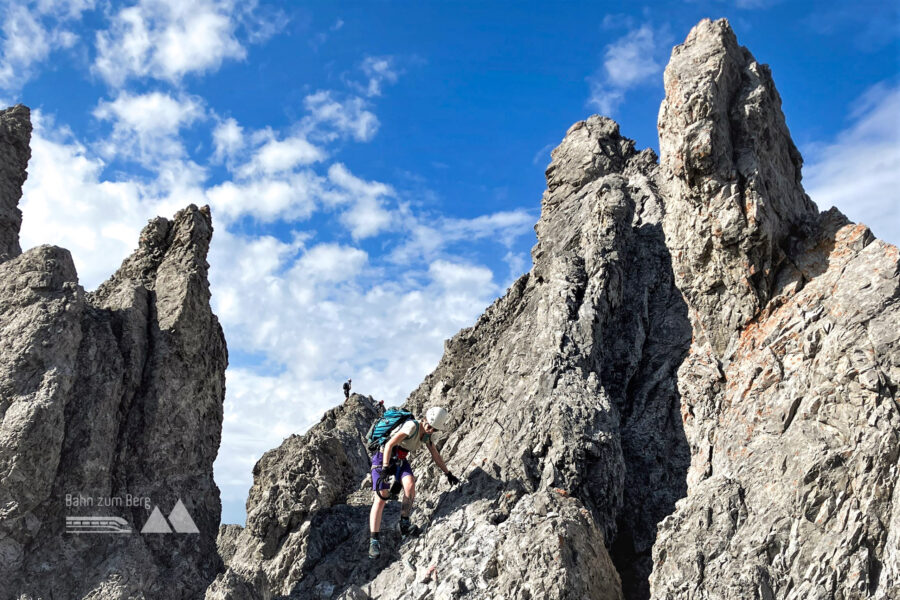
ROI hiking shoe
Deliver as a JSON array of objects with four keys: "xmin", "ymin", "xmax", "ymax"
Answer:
[
  {"xmin": 399, "ymin": 519, "xmax": 421, "ymax": 537},
  {"xmin": 368, "ymin": 538, "xmax": 381, "ymax": 559}
]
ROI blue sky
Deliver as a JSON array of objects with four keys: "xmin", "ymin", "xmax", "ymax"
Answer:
[{"xmin": 4, "ymin": 0, "xmax": 897, "ymax": 525}]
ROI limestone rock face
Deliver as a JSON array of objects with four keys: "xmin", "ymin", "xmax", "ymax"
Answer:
[
  {"xmin": 206, "ymin": 394, "xmax": 381, "ymax": 599},
  {"xmin": 208, "ymin": 116, "xmax": 692, "ymax": 599},
  {"xmin": 209, "ymin": 17, "xmax": 900, "ymax": 600},
  {"xmin": 658, "ymin": 19, "xmax": 818, "ymax": 359},
  {"xmin": 650, "ymin": 19, "xmax": 900, "ymax": 600},
  {"xmin": 0, "ymin": 109, "xmax": 227, "ymax": 600},
  {"xmin": 0, "ymin": 105, "xmax": 30, "ymax": 262}
]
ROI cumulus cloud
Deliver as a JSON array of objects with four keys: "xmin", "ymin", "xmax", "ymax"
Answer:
[
  {"xmin": 360, "ymin": 55, "xmax": 399, "ymax": 97},
  {"xmin": 804, "ymin": 82, "xmax": 900, "ymax": 246},
  {"xmin": 303, "ymin": 90, "xmax": 380, "ymax": 142},
  {"xmin": 93, "ymin": 0, "xmax": 246, "ymax": 87},
  {"xmin": 587, "ymin": 24, "xmax": 668, "ymax": 116},
  {"xmin": 294, "ymin": 242, "xmax": 368, "ymax": 283},
  {"xmin": 391, "ymin": 209, "xmax": 535, "ymax": 265},
  {"xmin": 212, "ymin": 117, "xmax": 244, "ymax": 162},
  {"xmin": 327, "ymin": 163, "xmax": 395, "ymax": 239},
  {"xmin": 236, "ymin": 133, "xmax": 325, "ymax": 178},
  {"xmin": 93, "ymin": 90, "xmax": 205, "ymax": 163},
  {"xmin": 0, "ymin": 0, "xmax": 94, "ymax": 89},
  {"xmin": 206, "ymin": 171, "xmax": 321, "ymax": 224}
]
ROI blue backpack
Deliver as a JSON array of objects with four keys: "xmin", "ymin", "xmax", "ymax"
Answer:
[{"xmin": 366, "ymin": 408, "xmax": 418, "ymax": 452}]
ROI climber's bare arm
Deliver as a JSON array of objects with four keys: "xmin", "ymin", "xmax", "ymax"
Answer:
[
  {"xmin": 428, "ymin": 441, "xmax": 449, "ymax": 473},
  {"xmin": 381, "ymin": 431, "xmax": 408, "ymax": 466}
]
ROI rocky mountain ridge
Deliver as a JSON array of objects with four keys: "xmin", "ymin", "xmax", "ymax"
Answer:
[
  {"xmin": 0, "ymin": 16, "xmax": 897, "ymax": 600},
  {"xmin": 205, "ymin": 18, "xmax": 899, "ymax": 600}
]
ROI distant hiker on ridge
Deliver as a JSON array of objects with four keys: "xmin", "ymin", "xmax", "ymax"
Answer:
[
  {"xmin": 343, "ymin": 378, "xmax": 351, "ymax": 401},
  {"xmin": 365, "ymin": 406, "xmax": 459, "ymax": 558}
]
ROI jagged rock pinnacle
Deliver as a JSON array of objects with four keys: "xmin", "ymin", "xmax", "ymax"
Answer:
[
  {"xmin": 0, "ymin": 105, "xmax": 31, "ymax": 262},
  {"xmin": 0, "ymin": 105, "xmax": 227, "ymax": 600},
  {"xmin": 660, "ymin": 18, "xmax": 819, "ymax": 359},
  {"xmin": 651, "ymin": 18, "xmax": 900, "ymax": 600}
]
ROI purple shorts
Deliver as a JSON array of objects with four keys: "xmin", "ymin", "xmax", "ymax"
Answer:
[{"xmin": 371, "ymin": 451, "xmax": 414, "ymax": 491}]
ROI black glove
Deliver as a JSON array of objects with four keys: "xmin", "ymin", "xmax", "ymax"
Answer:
[{"xmin": 446, "ymin": 472, "xmax": 460, "ymax": 486}]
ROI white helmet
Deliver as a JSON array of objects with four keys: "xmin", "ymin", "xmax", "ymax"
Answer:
[{"xmin": 425, "ymin": 406, "xmax": 451, "ymax": 431}]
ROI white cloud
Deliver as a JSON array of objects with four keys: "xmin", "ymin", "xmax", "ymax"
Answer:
[
  {"xmin": 804, "ymin": 82, "xmax": 900, "ymax": 247},
  {"xmin": 206, "ymin": 171, "xmax": 321, "ymax": 224},
  {"xmin": 327, "ymin": 163, "xmax": 395, "ymax": 239},
  {"xmin": 342, "ymin": 195, "xmax": 394, "ymax": 239},
  {"xmin": 212, "ymin": 117, "xmax": 244, "ymax": 161},
  {"xmin": 326, "ymin": 162, "xmax": 392, "ymax": 200},
  {"xmin": 94, "ymin": 90, "xmax": 204, "ymax": 135},
  {"xmin": 587, "ymin": 24, "xmax": 666, "ymax": 116},
  {"xmin": 19, "ymin": 111, "xmax": 159, "ymax": 288},
  {"xmin": 294, "ymin": 243, "xmax": 368, "ymax": 283},
  {"xmin": 443, "ymin": 211, "xmax": 536, "ymax": 246},
  {"xmin": 93, "ymin": 0, "xmax": 246, "ymax": 87},
  {"xmin": 0, "ymin": 0, "xmax": 94, "ymax": 89},
  {"xmin": 93, "ymin": 91, "xmax": 205, "ymax": 163},
  {"xmin": 360, "ymin": 55, "xmax": 399, "ymax": 97},
  {"xmin": 303, "ymin": 90, "xmax": 380, "ymax": 142},
  {"xmin": 391, "ymin": 209, "xmax": 535, "ymax": 265},
  {"xmin": 237, "ymin": 134, "xmax": 325, "ymax": 178},
  {"xmin": 603, "ymin": 25, "xmax": 660, "ymax": 87}
]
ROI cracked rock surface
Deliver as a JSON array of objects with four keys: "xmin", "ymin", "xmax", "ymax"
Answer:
[
  {"xmin": 2, "ymin": 15, "xmax": 898, "ymax": 600},
  {"xmin": 207, "ymin": 115, "xmax": 691, "ymax": 600},
  {"xmin": 0, "ymin": 102, "xmax": 227, "ymax": 600},
  {"xmin": 650, "ymin": 18, "xmax": 900, "ymax": 600},
  {"xmin": 207, "ymin": 18, "xmax": 899, "ymax": 600}
]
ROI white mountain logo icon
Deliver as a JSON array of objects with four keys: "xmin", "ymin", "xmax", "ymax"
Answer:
[{"xmin": 140, "ymin": 499, "xmax": 200, "ymax": 534}]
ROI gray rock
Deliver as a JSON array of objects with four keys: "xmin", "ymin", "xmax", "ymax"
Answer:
[
  {"xmin": 205, "ymin": 394, "xmax": 382, "ymax": 599},
  {"xmin": 211, "ymin": 18, "xmax": 900, "ymax": 600},
  {"xmin": 218, "ymin": 523, "xmax": 245, "ymax": 567},
  {"xmin": 650, "ymin": 18, "xmax": 900, "ymax": 600},
  {"xmin": 0, "ymin": 105, "xmax": 30, "ymax": 263},
  {"xmin": 658, "ymin": 18, "xmax": 819, "ymax": 360},
  {"xmin": 0, "ymin": 108, "xmax": 227, "ymax": 599},
  {"xmin": 0, "ymin": 244, "xmax": 84, "ymax": 577},
  {"xmin": 210, "ymin": 116, "xmax": 690, "ymax": 599}
]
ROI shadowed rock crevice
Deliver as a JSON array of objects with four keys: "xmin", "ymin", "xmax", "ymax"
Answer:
[{"xmin": 602, "ymin": 220, "xmax": 692, "ymax": 600}]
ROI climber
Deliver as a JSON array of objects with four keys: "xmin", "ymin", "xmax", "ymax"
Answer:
[
  {"xmin": 368, "ymin": 406, "xmax": 459, "ymax": 559},
  {"xmin": 343, "ymin": 378, "xmax": 351, "ymax": 401}
]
